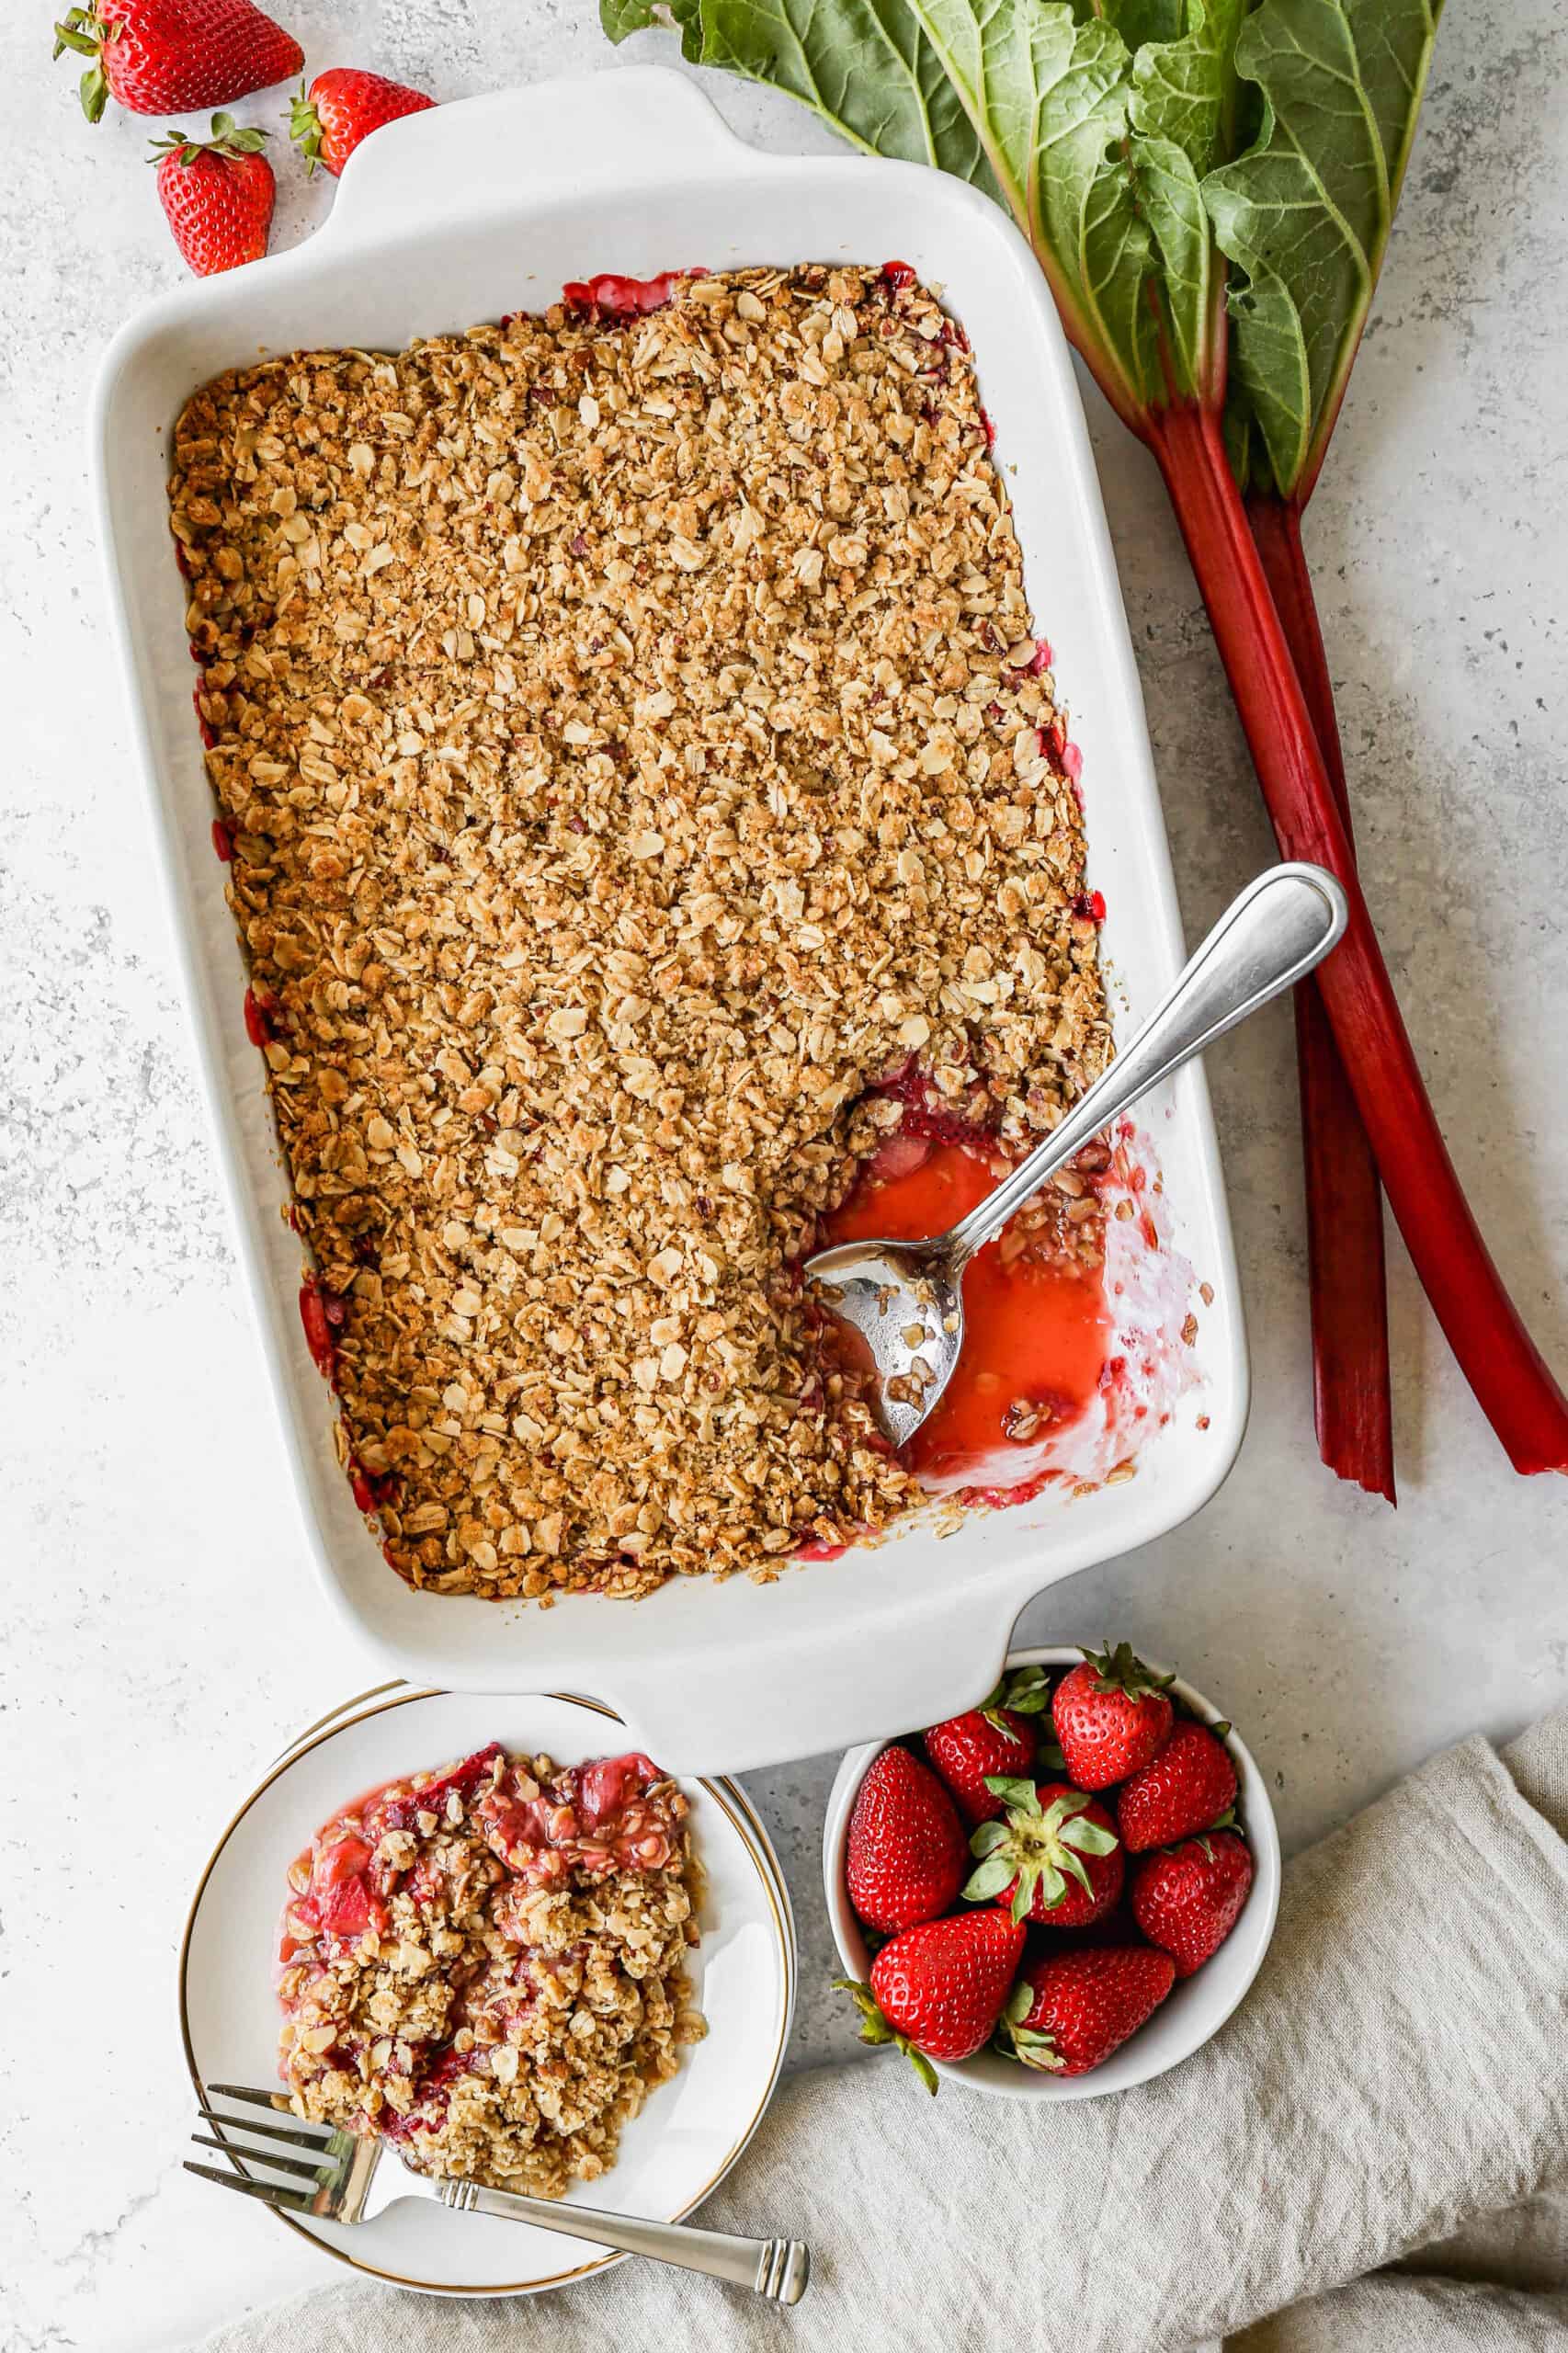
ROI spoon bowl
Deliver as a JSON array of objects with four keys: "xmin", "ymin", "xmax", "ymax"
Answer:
[{"xmin": 802, "ymin": 1237, "xmax": 969, "ymax": 1451}]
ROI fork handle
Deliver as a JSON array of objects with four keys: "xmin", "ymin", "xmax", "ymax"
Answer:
[{"xmin": 436, "ymin": 2177, "xmax": 810, "ymax": 2302}]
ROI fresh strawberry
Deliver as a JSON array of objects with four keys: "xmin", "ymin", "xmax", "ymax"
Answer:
[
  {"xmin": 925, "ymin": 1704, "xmax": 1036, "ymax": 1824},
  {"xmin": 1003, "ymin": 1945, "xmax": 1175, "ymax": 2075},
  {"xmin": 150, "ymin": 114, "xmax": 275, "ymax": 276},
  {"xmin": 290, "ymin": 66, "xmax": 435, "ymax": 177},
  {"xmin": 1052, "ymin": 1641, "xmax": 1175, "ymax": 1790},
  {"xmin": 838, "ymin": 1910, "xmax": 1027, "ymax": 2090},
  {"xmin": 1131, "ymin": 1831, "xmax": 1254, "ymax": 1977},
  {"xmin": 963, "ymin": 1777, "xmax": 1122, "ymax": 1927},
  {"xmin": 1117, "ymin": 1721, "xmax": 1238, "ymax": 1854},
  {"xmin": 54, "ymin": 0, "xmax": 302, "ymax": 126},
  {"xmin": 923, "ymin": 1665, "xmax": 1058, "ymax": 1825},
  {"xmin": 845, "ymin": 1745, "xmax": 967, "ymax": 1936}
]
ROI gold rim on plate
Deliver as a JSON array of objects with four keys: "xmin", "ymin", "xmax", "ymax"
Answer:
[{"xmin": 177, "ymin": 1685, "xmax": 796, "ymax": 2297}]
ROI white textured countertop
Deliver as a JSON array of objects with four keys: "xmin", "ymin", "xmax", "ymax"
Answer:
[{"xmin": 5, "ymin": 2, "xmax": 1566, "ymax": 2346}]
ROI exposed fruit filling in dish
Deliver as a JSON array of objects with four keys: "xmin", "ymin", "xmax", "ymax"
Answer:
[
  {"xmin": 277, "ymin": 1745, "xmax": 705, "ymax": 2195},
  {"xmin": 168, "ymin": 262, "xmax": 1116, "ymax": 1599}
]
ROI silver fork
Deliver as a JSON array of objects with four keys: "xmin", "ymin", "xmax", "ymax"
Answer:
[{"xmin": 186, "ymin": 2083, "xmax": 810, "ymax": 2304}]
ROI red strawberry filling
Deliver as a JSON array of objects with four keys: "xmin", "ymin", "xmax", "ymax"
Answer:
[
  {"xmin": 474, "ymin": 1750, "xmax": 675, "ymax": 1884},
  {"xmin": 297, "ymin": 1277, "xmax": 344, "ymax": 1378},
  {"xmin": 561, "ymin": 271, "xmax": 700, "ymax": 317},
  {"xmin": 282, "ymin": 1829, "xmax": 391, "ymax": 1960},
  {"xmin": 817, "ymin": 1090, "xmax": 1113, "ymax": 1495}
]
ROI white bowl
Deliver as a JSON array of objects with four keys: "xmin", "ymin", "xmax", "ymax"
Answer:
[
  {"xmin": 823, "ymin": 1645, "xmax": 1280, "ymax": 2099},
  {"xmin": 91, "ymin": 67, "xmax": 1247, "ymax": 1775}
]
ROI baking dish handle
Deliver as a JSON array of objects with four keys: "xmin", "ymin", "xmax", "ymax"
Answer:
[
  {"xmin": 321, "ymin": 67, "xmax": 751, "ymax": 246},
  {"xmin": 600, "ymin": 1590, "xmax": 1025, "ymax": 1778}
]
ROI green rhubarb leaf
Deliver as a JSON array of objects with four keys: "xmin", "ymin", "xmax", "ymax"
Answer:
[
  {"xmin": 600, "ymin": 0, "xmax": 698, "ymax": 38},
  {"xmin": 1201, "ymin": 0, "xmax": 1445, "ymax": 499},
  {"xmin": 603, "ymin": 0, "xmax": 1242, "ymax": 424},
  {"xmin": 1100, "ymin": 0, "xmax": 1187, "ymax": 47}
]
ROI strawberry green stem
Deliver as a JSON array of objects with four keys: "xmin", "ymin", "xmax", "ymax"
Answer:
[
  {"xmin": 1245, "ymin": 491, "xmax": 1396, "ymax": 1505},
  {"xmin": 1147, "ymin": 402, "xmax": 1568, "ymax": 1477}
]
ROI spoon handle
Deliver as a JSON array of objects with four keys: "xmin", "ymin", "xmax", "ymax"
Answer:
[{"xmin": 946, "ymin": 862, "xmax": 1347, "ymax": 1262}]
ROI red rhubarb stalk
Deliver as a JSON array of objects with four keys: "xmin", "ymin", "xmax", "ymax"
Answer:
[
  {"xmin": 1152, "ymin": 403, "xmax": 1568, "ymax": 1476},
  {"xmin": 1246, "ymin": 494, "xmax": 1395, "ymax": 1502}
]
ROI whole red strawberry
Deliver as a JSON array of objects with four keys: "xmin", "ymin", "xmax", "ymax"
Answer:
[
  {"xmin": 54, "ymin": 0, "xmax": 302, "ymax": 125},
  {"xmin": 151, "ymin": 114, "xmax": 274, "ymax": 276},
  {"xmin": 1052, "ymin": 1641, "xmax": 1175, "ymax": 1790},
  {"xmin": 923, "ymin": 1665, "xmax": 1055, "ymax": 1825},
  {"xmin": 1004, "ymin": 1945, "xmax": 1176, "ymax": 2075},
  {"xmin": 845, "ymin": 1745, "xmax": 967, "ymax": 1936},
  {"xmin": 838, "ymin": 1910, "xmax": 1027, "ymax": 2090},
  {"xmin": 964, "ymin": 1777, "xmax": 1122, "ymax": 1927},
  {"xmin": 290, "ymin": 67, "xmax": 436, "ymax": 177},
  {"xmin": 1131, "ymin": 1831, "xmax": 1254, "ymax": 1977},
  {"xmin": 1117, "ymin": 1721, "xmax": 1238, "ymax": 1854}
]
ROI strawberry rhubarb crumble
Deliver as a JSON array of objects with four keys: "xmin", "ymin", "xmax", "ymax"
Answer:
[
  {"xmin": 168, "ymin": 262, "xmax": 1111, "ymax": 1599},
  {"xmin": 277, "ymin": 1745, "xmax": 704, "ymax": 2194}
]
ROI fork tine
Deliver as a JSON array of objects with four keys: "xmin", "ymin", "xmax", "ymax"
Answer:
[
  {"xmin": 206, "ymin": 2082, "xmax": 297, "ymax": 2112},
  {"xmin": 190, "ymin": 2132, "xmax": 335, "ymax": 2181},
  {"xmin": 198, "ymin": 2103, "xmax": 335, "ymax": 2149},
  {"xmin": 184, "ymin": 2160, "xmax": 314, "ymax": 2215}
]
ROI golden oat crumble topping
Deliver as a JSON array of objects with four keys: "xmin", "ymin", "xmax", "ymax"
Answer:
[
  {"xmin": 168, "ymin": 263, "xmax": 1109, "ymax": 1599},
  {"xmin": 278, "ymin": 1745, "xmax": 705, "ymax": 2196}
]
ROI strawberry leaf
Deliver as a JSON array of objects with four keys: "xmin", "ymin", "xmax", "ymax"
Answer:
[
  {"xmin": 984, "ymin": 1774, "xmax": 1040, "ymax": 1813},
  {"xmin": 833, "ymin": 1975, "xmax": 894, "ymax": 2046},
  {"xmin": 1083, "ymin": 1637, "xmax": 1176, "ymax": 1699},
  {"xmin": 1041, "ymin": 1789, "xmax": 1091, "ymax": 1831},
  {"xmin": 900, "ymin": 2038, "xmax": 941, "ymax": 2094},
  {"xmin": 969, "ymin": 1818, "xmax": 1009, "ymax": 1859},
  {"xmin": 1201, "ymin": 0, "xmax": 1445, "ymax": 501},
  {"xmin": 1051, "ymin": 1848, "xmax": 1092, "ymax": 1901},
  {"xmin": 1001, "ymin": 1665, "xmax": 1052, "ymax": 1715},
  {"xmin": 961, "ymin": 1852, "xmax": 1016, "ymax": 1903},
  {"xmin": 1010, "ymin": 2024, "xmax": 1067, "ymax": 2072},
  {"xmin": 1059, "ymin": 1815, "xmax": 1119, "ymax": 1857}
]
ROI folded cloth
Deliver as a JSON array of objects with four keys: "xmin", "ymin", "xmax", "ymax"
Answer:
[{"xmin": 186, "ymin": 1711, "xmax": 1568, "ymax": 2353}]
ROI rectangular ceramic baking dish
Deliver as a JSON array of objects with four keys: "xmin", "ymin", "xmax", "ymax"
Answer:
[{"xmin": 92, "ymin": 65, "xmax": 1248, "ymax": 1775}]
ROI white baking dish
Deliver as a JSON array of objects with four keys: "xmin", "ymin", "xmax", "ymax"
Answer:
[{"xmin": 92, "ymin": 66, "xmax": 1247, "ymax": 1774}]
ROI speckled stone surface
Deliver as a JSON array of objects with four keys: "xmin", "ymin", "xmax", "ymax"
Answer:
[{"xmin": 5, "ymin": 2, "xmax": 1566, "ymax": 2345}]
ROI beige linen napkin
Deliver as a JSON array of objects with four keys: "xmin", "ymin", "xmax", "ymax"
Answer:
[{"xmin": 187, "ymin": 1711, "xmax": 1568, "ymax": 2353}]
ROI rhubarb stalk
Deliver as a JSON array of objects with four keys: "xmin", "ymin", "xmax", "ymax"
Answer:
[
  {"xmin": 1152, "ymin": 404, "xmax": 1568, "ymax": 1475},
  {"xmin": 1246, "ymin": 494, "xmax": 1394, "ymax": 1502}
]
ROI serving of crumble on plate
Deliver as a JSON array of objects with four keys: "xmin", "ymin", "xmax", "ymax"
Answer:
[
  {"xmin": 168, "ymin": 262, "xmax": 1110, "ymax": 1601},
  {"xmin": 278, "ymin": 1743, "xmax": 705, "ymax": 2198},
  {"xmin": 181, "ymin": 1687, "xmax": 793, "ymax": 2294}
]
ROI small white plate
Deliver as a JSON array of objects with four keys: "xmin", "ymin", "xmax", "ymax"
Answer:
[{"xmin": 180, "ymin": 1687, "xmax": 795, "ymax": 2296}]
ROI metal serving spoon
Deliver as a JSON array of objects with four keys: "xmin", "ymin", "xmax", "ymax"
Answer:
[{"xmin": 804, "ymin": 861, "xmax": 1348, "ymax": 1448}]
